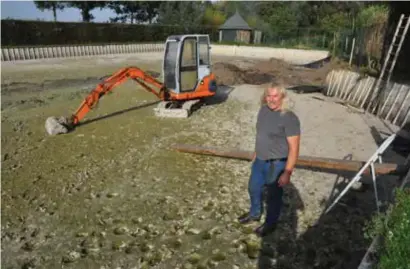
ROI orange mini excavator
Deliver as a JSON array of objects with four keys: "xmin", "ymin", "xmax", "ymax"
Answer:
[{"xmin": 45, "ymin": 34, "xmax": 218, "ymax": 135}]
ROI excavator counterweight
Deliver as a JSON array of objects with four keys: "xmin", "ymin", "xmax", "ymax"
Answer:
[{"xmin": 45, "ymin": 34, "xmax": 217, "ymax": 135}]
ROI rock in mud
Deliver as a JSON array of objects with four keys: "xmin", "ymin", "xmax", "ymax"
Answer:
[
  {"xmin": 82, "ymin": 246, "xmax": 100, "ymax": 256},
  {"xmin": 245, "ymin": 238, "xmax": 261, "ymax": 259},
  {"xmin": 21, "ymin": 240, "xmax": 38, "ymax": 251},
  {"xmin": 62, "ymin": 251, "xmax": 81, "ymax": 263},
  {"xmin": 211, "ymin": 249, "xmax": 226, "ymax": 261},
  {"xmin": 81, "ymin": 237, "xmax": 99, "ymax": 249},
  {"xmin": 220, "ymin": 186, "xmax": 230, "ymax": 194},
  {"xmin": 182, "ymin": 263, "xmax": 194, "ymax": 269},
  {"xmin": 76, "ymin": 232, "xmax": 89, "ymax": 238},
  {"xmin": 132, "ymin": 217, "xmax": 143, "ymax": 224},
  {"xmin": 169, "ymin": 238, "xmax": 183, "ymax": 249},
  {"xmin": 112, "ymin": 240, "xmax": 127, "ymax": 250},
  {"xmin": 45, "ymin": 116, "xmax": 69, "ymax": 135},
  {"xmin": 186, "ymin": 228, "xmax": 201, "ymax": 235},
  {"xmin": 201, "ymin": 230, "xmax": 212, "ymax": 240},
  {"xmin": 140, "ymin": 242, "xmax": 154, "ymax": 252},
  {"xmin": 113, "ymin": 226, "xmax": 129, "ymax": 235},
  {"xmin": 187, "ymin": 252, "xmax": 202, "ymax": 264},
  {"xmin": 144, "ymin": 251, "xmax": 163, "ymax": 266},
  {"xmin": 21, "ymin": 257, "xmax": 39, "ymax": 269},
  {"xmin": 241, "ymin": 226, "xmax": 255, "ymax": 235},
  {"xmin": 196, "ymin": 262, "xmax": 208, "ymax": 269},
  {"xmin": 106, "ymin": 192, "xmax": 119, "ymax": 198},
  {"xmin": 207, "ymin": 259, "xmax": 219, "ymax": 268}
]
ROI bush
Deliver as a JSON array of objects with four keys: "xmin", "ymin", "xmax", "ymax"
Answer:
[
  {"xmin": 1, "ymin": 19, "xmax": 219, "ymax": 46},
  {"xmin": 365, "ymin": 188, "xmax": 410, "ymax": 269}
]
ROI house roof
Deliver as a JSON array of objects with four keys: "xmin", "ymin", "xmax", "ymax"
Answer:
[{"xmin": 218, "ymin": 11, "xmax": 252, "ymax": 30}]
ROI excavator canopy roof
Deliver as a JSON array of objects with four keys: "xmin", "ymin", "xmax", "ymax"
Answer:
[{"xmin": 166, "ymin": 34, "xmax": 210, "ymax": 42}]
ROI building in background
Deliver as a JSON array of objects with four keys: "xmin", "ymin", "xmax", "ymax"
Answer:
[{"xmin": 218, "ymin": 11, "xmax": 262, "ymax": 44}]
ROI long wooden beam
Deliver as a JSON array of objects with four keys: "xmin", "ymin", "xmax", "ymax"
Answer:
[{"xmin": 170, "ymin": 144, "xmax": 408, "ymax": 176}]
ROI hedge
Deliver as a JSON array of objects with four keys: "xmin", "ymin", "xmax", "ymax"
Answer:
[{"xmin": 1, "ymin": 19, "xmax": 219, "ymax": 46}]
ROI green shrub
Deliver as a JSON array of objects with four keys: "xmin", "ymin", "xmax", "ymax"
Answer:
[{"xmin": 365, "ymin": 188, "xmax": 410, "ymax": 269}]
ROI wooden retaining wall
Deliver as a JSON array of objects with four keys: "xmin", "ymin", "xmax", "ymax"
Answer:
[
  {"xmin": 326, "ymin": 69, "xmax": 410, "ymax": 128},
  {"xmin": 1, "ymin": 43, "xmax": 165, "ymax": 61},
  {"xmin": 1, "ymin": 43, "xmax": 330, "ymax": 65}
]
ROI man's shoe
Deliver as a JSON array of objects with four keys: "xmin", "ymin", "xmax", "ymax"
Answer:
[
  {"xmin": 237, "ymin": 212, "xmax": 261, "ymax": 224},
  {"xmin": 254, "ymin": 223, "xmax": 277, "ymax": 237}
]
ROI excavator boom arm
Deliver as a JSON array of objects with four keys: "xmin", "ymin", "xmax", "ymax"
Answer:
[{"xmin": 71, "ymin": 67, "xmax": 166, "ymax": 125}]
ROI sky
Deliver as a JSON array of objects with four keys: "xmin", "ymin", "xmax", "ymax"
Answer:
[{"xmin": 1, "ymin": 0, "xmax": 117, "ymax": 22}]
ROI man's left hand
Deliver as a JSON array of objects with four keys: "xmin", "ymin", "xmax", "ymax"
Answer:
[{"xmin": 278, "ymin": 171, "xmax": 291, "ymax": 187}]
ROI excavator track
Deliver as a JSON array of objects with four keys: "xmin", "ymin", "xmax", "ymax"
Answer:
[{"xmin": 154, "ymin": 99, "xmax": 202, "ymax": 118}]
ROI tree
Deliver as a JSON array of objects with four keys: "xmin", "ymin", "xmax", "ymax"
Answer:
[
  {"xmin": 33, "ymin": 0, "xmax": 65, "ymax": 21},
  {"xmin": 138, "ymin": 1, "xmax": 161, "ymax": 24},
  {"xmin": 62, "ymin": 1, "xmax": 107, "ymax": 22},
  {"xmin": 202, "ymin": 4, "xmax": 226, "ymax": 27},
  {"xmin": 107, "ymin": 1, "xmax": 141, "ymax": 23},
  {"xmin": 156, "ymin": 1, "xmax": 206, "ymax": 27},
  {"xmin": 107, "ymin": 1, "xmax": 161, "ymax": 24},
  {"xmin": 356, "ymin": 4, "xmax": 389, "ymax": 28}
]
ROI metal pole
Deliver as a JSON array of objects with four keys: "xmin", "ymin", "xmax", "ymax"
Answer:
[{"xmin": 349, "ymin": 38, "xmax": 356, "ymax": 66}]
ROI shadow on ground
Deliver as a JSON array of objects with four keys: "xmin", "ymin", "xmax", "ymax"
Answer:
[
  {"xmin": 295, "ymin": 56, "xmax": 332, "ymax": 69},
  {"xmin": 366, "ymin": 121, "xmax": 410, "ymax": 203},
  {"xmin": 287, "ymin": 85, "xmax": 325, "ymax": 94},
  {"xmin": 369, "ymin": 122, "xmax": 410, "ymax": 163},
  {"xmin": 75, "ymin": 85, "xmax": 234, "ymax": 128},
  {"xmin": 257, "ymin": 153, "xmax": 389, "ymax": 269},
  {"xmin": 204, "ymin": 85, "xmax": 235, "ymax": 106},
  {"xmin": 77, "ymin": 100, "xmax": 161, "ymax": 127}
]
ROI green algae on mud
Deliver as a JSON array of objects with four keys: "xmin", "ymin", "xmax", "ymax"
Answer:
[
  {"xmin": 1, "ymin": 68, "xmax": 258, "ymax": 268},
  {"xmin": 1, "ymin": 58, "xmax": 162, "ymax": 86}
]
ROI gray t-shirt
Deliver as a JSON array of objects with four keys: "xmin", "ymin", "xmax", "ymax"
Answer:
[{"xmin": 255, "ymin": 105, "xmax": 301, "ymax": 160}]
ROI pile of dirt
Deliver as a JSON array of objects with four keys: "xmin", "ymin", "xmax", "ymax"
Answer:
[
  {"xmin": 213, "ymin": 57, "xmax": 340, "ymax": 87},
  {"xmin": 212, "ymin": 62, "xmax": 274, "ymax": 86}
]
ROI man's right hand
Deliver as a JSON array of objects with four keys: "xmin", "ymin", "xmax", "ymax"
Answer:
[{"xmin": 252, "ymin": 152, "xmax": 256, "ymax": 162}]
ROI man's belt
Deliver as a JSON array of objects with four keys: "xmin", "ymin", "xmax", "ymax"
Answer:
[{"xmin": 265, "ymin": 157, "xmax": 287, "ymax": 162}]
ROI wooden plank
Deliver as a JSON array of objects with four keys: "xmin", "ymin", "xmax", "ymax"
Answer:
[{"xmin": 170, "ymin": 144, "xmax": 407, "ymax": 176}]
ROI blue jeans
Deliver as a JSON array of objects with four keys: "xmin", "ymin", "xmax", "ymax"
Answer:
[{"xmin": 248, "ymin": 157, "xmax": 286, "ymax": 225}]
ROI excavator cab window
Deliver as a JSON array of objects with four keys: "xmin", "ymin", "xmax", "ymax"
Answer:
[
  {"xmin": 198, "ymin": 36, "xmax": 210, "ymax": 66},
  {"xmin": 179, "ymin": 37, "xmax": 198, "ymax": 92},
  {"xmin": 163, "ymin": 40, "xmax": 179, "ymax": 90},
  {"xmin": 198, "ymin": 35, "xmax": 211, "ymax": 81}
]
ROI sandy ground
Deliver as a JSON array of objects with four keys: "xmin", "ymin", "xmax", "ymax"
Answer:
[{"xmin": 1, "ymin": 54, "xmax": 407, "ymax": 269}]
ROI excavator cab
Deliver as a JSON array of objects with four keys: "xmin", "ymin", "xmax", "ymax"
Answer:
[
  {"xmin": 152, "ymin": 34, "xmax": 217, "ymax": 118},
  {"xmin": 162, "ymin": 34, "xmax": 217, "ymax": 96}
]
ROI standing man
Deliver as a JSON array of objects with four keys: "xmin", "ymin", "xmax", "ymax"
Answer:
[{"xmin": 237, "ymin": 83, "xmax": 301, "ymax": 237}]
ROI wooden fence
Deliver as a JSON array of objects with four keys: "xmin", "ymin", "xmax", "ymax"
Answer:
[{"xmin": 326, "ymin": 69, "xmax": 410, "ymax": 128}]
